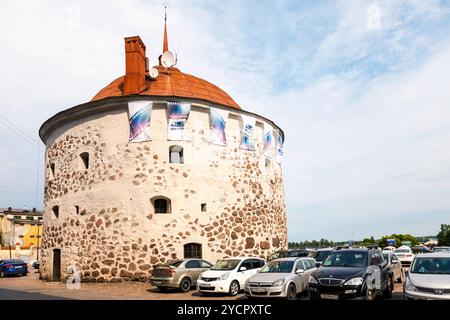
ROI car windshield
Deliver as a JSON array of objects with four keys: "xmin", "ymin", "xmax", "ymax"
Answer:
[
  {"xmin": 269, "ymin": 251, "xmax": 288, "ymax": 260},
  {"xmin": 259, "ymin": 260, "xmax": 294, "ymax": 273},
  {"xmin": 410, "ymin": 257, "xmax": 450, "ymax": 274},
  {"xmin": 394, "ymin": 249, "xmax": 410, "ymax": 253},
  {"xmin": 315, "ymin": 251, "xmax": 332, "ymax": 262},
  {"xmin": 165, "ymin": 260, "xmax": 183, "ymax": 268},
  {"xmin": 2, "ymin": 259, "xmax": 24, "ymax": 264},
  {"xmin": 323, "ymin": 251, "xmax": 368, "ymax": 268},
  {"xmin": 211, "ymin": 259, "xmax": 240, "ymax": 271}
]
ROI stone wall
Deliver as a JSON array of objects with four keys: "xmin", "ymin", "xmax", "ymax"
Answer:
[{"xmin": 40, "ymin": 102, "xmax": 287, "ymax": 282}]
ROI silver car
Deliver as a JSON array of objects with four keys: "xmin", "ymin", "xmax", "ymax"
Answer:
[
  {"xmin": 383, "ymin": 251, "xmax": 404, "ymax": 283},
  {"xmin": 150, "ymin": 259, "xmax": 212, "ymax": 292},
  {"xmin": 244, "ymin": 257, "xmax": 317, "ymax": 300},
  {"xmin": 404, "ymin": 253, "xmax": 450, "ymax": 300}
]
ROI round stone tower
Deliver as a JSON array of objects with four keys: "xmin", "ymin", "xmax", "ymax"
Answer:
[{"xmin": 38, "ymin": 27, "xmax": 287, "ymax": 282}]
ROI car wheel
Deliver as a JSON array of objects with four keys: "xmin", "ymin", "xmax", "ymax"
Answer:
[
  {"xmin": 382, "ymin": 277, "xmax": 393, "ymax": 299},
  {"xmin": 157, "ymin": 286, "xmax": 168, "ymax": 292},
  {"xmin": 180, "ymin": 277, "xmax": 191, "ymax": 293},
  {"xmin": 229, "ymin": 280, "xmax": 240, "ymax": 296},
  {"xmin": 286, "ymin": 284, "xmax": 297, "ymax": 300}
]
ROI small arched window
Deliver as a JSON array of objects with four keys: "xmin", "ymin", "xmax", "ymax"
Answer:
[
  {"xmin": 50, "ymin": 163, "xmax": 56, "ymax": 179},
  {"xmin": 52, "ymin": 206, "xmax": 59, "ymax": 219},
  {"xmin": 169, "ymin": 145, "xmax": 184, "ymax": 164},
  {"xmin": 151, "ymin": 196, "xmax": 171, "ymax": 214},
  {"xmin": 79, "ymin": 152, "xmax": 89, "ymax": 170},
  {"xmin": 184, "ymin": 243, "xmax": 202, "ymax": 259}
]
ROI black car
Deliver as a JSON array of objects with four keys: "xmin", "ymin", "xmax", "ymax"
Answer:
[
  {"xmin": 308, "ymin": 248, "xmax": 334, "ymax": 266},
  {"xmin": 308, "ymin": 248, "xmax": 393, "ymax": 300},
  {"xmin": 32, "ymin": 261, "xmax": 40, "ymax": 270},
  {"xmin": 268, "ymin": 249, "xmax": 315, "ymax": 261}
]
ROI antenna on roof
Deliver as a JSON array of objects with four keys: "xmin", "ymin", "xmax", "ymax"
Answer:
[{"xmin": 161, "ymin": 5, "xmax": 177, "ymax": 68}]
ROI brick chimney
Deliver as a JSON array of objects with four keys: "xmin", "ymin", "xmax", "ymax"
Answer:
[{"xmin": 124, "ymin": 36, "xmax": 147, "ymax": 95}]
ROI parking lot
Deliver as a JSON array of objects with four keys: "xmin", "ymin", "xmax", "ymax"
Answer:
[{"xmin": 0, "ymin": 268, "xmax": 404, "ymax": 300}]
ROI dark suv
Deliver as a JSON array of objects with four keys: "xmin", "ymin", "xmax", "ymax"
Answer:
[{"xmin": 308, "ymin": 248, "xmax": 393, "ymax": 300}]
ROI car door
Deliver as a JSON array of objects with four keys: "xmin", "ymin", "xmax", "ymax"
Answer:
[
  {"xmin": 293, "ymin": 259, "xmax": 306, "ymax": 292},
  {"xmin": 390, "ymin": 254, "xmax": 401, "ymax": 280},
  {"xmin": 236, "ymin": 259, "xmax": 254, "ymax": 288},
  {"xmin": 185, "ymin": 260, "xmax": 207, "ymax": 285}
]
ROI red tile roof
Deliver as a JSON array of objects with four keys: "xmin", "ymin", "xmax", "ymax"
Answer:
[{"xmin": 91, "ymin": 66, "xmax": 240, "ymax": 109}]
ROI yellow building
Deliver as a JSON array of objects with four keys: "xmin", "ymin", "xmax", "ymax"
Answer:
[{"xmin": 0, "ymin": 207, "xmax": 43, "ymax": 248}]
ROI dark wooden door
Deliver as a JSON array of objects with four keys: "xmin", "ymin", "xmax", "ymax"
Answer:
[{"xmin": 53, "ymin": 249, "xmax": 61, "ymax": 281}]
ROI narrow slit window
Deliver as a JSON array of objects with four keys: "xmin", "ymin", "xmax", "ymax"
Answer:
[
  {"xmin": 79, "ymin": 152, "xmax": 89, "ymax": 170},
  {"xmin": 52, "ymin": 206, "xmax": 59, "ymax": 219},
  {"xmin": 201, "ymin": 203, "xmax": 207, "ymax": 212},
  {"xmin": 50, "ymin": 163, "xmax": 56, "ymax": 179},
  {"xmin": 75, "ymin": 206, "xmax": 79, "ymax": 215}
]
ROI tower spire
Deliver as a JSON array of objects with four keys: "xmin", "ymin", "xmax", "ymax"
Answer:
[{"xmin": 163, "ymin": 6, "xmax": 168, "ymax": 53}]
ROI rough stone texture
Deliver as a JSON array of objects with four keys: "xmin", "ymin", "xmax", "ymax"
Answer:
[{"xmin": 40, "ymin": 102, "xmax": 287, "ymax": 282}]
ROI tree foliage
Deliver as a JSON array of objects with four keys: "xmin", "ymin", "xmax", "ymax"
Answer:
[
  {"xmin": 437, "ymin": 224, "xmax": 450, "ymax": 246},
  {"xmin": 378, "ymin": 234, "xmax": 419, "ymax": 247}
]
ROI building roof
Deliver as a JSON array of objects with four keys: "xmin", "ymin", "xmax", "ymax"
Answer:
[{"xmin": 91, "ymin": 66, "xmax": 240, "ymax": 109}]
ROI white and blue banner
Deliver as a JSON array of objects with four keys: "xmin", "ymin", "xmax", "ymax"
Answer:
[
  {"xmin": 275, "ymin": 130, "xmax": 284, "ymax": 164},
  {"xmin": 239, "ymin": 115, "xmax": 256, "ymax": 151},
  {"xmin": 128, "ymin": 101, "xmax": 152, "ymax": 143},
  {"xmin": 263, "ymin": 123, "xmax": 274, "ymax": 157},
  {"xmin": 167, "ymin": 102, "xmax": 191, "ymax": 141},
  {"xmin": 209, "ymin": 108, "xmax": 229, "ymax": 146}
]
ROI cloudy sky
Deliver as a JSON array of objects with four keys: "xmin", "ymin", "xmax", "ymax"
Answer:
[{"xmin": 1, "ymin": 0, "xmax": 450, "ymax": 241}]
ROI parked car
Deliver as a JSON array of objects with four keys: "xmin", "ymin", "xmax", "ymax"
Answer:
[
  {"xmin": 308, "ymin": 248, "xmax": 334, "ymax": 266},
  {"xmin": 394, "ymin": 246, "xmax": 415, "ymax": 267},
  {"xmin": 383, "ymin": 246, "xmax": 396, "ymax": 252},
  {"xmin": 268, "ymin": 249, "xmax": 315, "ymax": 261},
  {"xmin": 244, "ymin": 257, "xmax": 317, "ymax": 300},
  {"xmin": 0, "ymin": 259, "xmax": 28, "ymax": 278},
  {"xmin": 382, "ymin": 251, "xmax": 404, "ymax": 283},
  {"xmin": 32, "ymin": 261, "xmax": 40, "ymax": 270},
  {"xmin": 404, "ymin": 253, "xmax": 450, "ymax": 300},
  {"xmin": 433, "ymin": 246, "xmax": 450, "ymax": 253},
  {"xmin": 150, "ymin": 258, "xmax": 213, "ymax": 292},
  {"xmin": 308, "ymin": 247, "xmax": 393, "ymax": 300},
  {"xmin": 197, "ymin": 257, "xmax": 265, "ymax": 296}
]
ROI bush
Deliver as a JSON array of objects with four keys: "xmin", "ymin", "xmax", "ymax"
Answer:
[{"xmin": 437, "ymin": 224, "xmax": 450, "ymax": 246}]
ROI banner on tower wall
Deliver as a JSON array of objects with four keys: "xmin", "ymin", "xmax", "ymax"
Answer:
[
  {"xmin": 239, "ymin": 115, "xmax": 256, "ymax": 151},
  {"xmin": 167, "ymin": 102, "xmax": 191, "ymax": 141},
  {"xmin": 128, "ymin": 101, "xmax": 153, "ymax": 143},
  {"xmin": 263, "ymin": 123, "xmax": 274, "ymax": 157},
  {"xmin": 209, "ymin": 108, "xmax": 229, "ymax": 146},
  {"xmin": 275, "ymin": 129, "xmax": 284, "ymax": 164}
]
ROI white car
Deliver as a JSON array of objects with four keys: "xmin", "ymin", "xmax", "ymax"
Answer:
[
  {"xmin": 394, "ymin": 246, "xmax": 415, "ymax": 267},
  {"xmin": 197, "ymin": 257, "xmax": 265, "ymax": 296},
  {"xmin": 404, "ymin": 253, "xmax": 450, "ymax": 300}
]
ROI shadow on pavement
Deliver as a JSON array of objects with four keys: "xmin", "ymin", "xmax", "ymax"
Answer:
[{"xmin": 0, "ymin": 288, "xmax": 73, "ymax": 300}]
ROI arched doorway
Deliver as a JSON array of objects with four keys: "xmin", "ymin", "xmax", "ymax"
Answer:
[
  {"xmin": 184, "ymin": 243, "xmax": 202, "ymax": 259},
  {"xmin": 53, "ymin": 249, "xmax": 61, "ymax": 282}
]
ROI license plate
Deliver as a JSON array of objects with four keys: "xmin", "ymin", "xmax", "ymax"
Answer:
[
  {"xmin": 252, "ymin": 288, "xmax": 266, "ymax": 293},
  {"xmin": 321, "ymin": 294, "xmax": 339, "ymax": 300},
  {"xmin": 153, "ymin": 280, "xmax": 162, "ymax": 284},
  {"xmin": 202, "ymin": 283, "xmax": 211, "ymax": 287},
  {"xmin": 15, "ymin": 266, "xmax": 22, "ymax": 269}
]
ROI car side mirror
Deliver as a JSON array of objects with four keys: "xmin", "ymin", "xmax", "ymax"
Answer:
[
  {"xmin": 239, "ymin": 266, "xmax": 247, "ymax": 272},
  {"xmin": 315, "ymin": 262, "xmax": 321, "ymax": 268},
  {"xmin": 295, "ymin": 269, "xmax": 305, "ymax": 274}
]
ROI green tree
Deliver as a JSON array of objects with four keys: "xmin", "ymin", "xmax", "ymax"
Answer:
[
  {"xmin": 437, "ymin": 224, "xmax": 450, "ymax": 246},
  {"xmin": 378, "ymin": 234, "xmax": 419, "ymax": 247}
]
